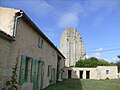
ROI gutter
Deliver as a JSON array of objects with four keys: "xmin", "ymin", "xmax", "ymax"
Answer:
[{"xmin": 13, "ymin": 11, "xmax": 23, "ymax": 37}]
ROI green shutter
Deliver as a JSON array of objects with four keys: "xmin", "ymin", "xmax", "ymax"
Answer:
[
  {"xmin": 19, "ymin": 55, "xmax": 26, "ymax": 85},
  {"xmin": 48, "ymin": 66, "xmax": 49, "ymax": 77},
  {"xmin": 53, "ymin": 68, "xmax": 56, "ymax": 84},
  {"xmin": 31, "ymin": 59, "xmax": 39, "ymax": 90},
  {"xmin": 41, "ymin": 62, "xmax": 45, "ymax": 89},
  {"xmin": 34, "ymin": 60, "xmax": 38, "ymax": 90},
  {"xmin": 31, "ymin": 59, "xmax": 35, "ymax": 82},
  {"xmin": 48, "ymin": 65, "xmax": 52, "ymax": 77}
]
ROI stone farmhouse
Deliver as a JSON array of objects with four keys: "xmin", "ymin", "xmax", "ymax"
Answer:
[{"xmin": 0, "ymin": 7, "xmax": 65, "ymax": 90}]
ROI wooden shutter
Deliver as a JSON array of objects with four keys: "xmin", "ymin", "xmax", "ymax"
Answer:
[
  {"xmin": 40, "ymin": 62, "xmax": 45, "ymax": 89},
  {"xmin": 34, "ymin": 60, "xmax": 38, "ymax": 90},
  {"xmin": 19, "ymin": 55, "xmax": 26, "ymax": 85},
  {"xmin": 53, "ymin": 68, "xmax": 56, "ymax": 84},
  {"xmin": 31, "ymin": 59, "xmax": 35, "ymax": 82},
  {"xmin": 31, "ymin": 59, "xmax": 39, "ymax": 90}
]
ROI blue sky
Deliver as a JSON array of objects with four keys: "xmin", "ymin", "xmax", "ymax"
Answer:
[{"xmin": 1, "ymin": 0, "xmax": 120, "ymax": 62}]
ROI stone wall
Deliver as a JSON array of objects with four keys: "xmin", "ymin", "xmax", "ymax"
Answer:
[
  {"xmin": 0, "ymin": 36, "xmax": 12, "ymax": 87},
  {"xmin": 63, "ymin": 66, "xmax": 118, "ymax": 80}
]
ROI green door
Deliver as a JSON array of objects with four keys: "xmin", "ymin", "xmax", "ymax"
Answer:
[{"xmin": 31, "ymin": 60, "xmax": 45, "ymax": 90}]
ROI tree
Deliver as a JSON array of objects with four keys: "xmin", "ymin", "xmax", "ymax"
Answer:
[
  {"xmin": 98, "ymin": 59, "xmax": 111, "ymax": 66},
  {"xmin": 75, "ymin": 57, "xmax": 110, "ymax": 67},
  {"xmin": 115, "ymin": 61, "xmax": 120, "ymax": 73},
  {"xmin": 75, "ymin": 59, "xmax": 84, "ymax": 67}
]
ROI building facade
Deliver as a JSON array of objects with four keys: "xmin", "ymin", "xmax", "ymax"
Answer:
[
  {"xmin": 63, "ymin": 66, "xmax": 118, "ymax": 79},
  {"xmin": 60, "ymin": 28, "xmax": 86, "ymax": 67},
  {"xmin": 0, "ymin": 7, "xmax": 65, "ymax": 90}
]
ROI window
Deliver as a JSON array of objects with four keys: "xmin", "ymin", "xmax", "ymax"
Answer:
[
  {"xmin": 38, "ymin": 37, "xmax": 43, "ymax": 48},
  {"xmin": 106, "ymin": 70, "xmax": 109, "ymax": 74},
  {"xmin": 24, "ymin": 57, "xmax": 32, "ymax": 82},
  {"xmin": 48, "ymin": 65, "xmax": 52, "ymax": 77},
  {"xmin": 52, "ymin": 50, "xmax": 55, "ymax": 56},
  {"xmin": 19, "ymin": 56, "xmax": 32, "ymax": 85},
  {"xmin": 24, "ymin": 58, "xmax": 29, "ymax": 81}
]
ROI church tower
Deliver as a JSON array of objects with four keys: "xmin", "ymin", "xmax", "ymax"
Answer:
[{"xmin": 60, "ymin": 27, "xmax": 86, "ymax": 67}]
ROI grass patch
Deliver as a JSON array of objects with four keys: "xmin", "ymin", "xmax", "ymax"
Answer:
[{"xmin": 44, "ymin": 79, "xmax": 120, "ymax": 90}]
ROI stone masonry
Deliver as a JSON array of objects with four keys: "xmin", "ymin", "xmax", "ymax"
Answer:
[{"xmin": 60, "ymin": 27, "xmax": 86, "ymax": 67}]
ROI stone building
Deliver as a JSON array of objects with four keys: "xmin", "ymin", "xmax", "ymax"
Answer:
[
  {"xmin": 63, "ymin": 66, "xmax": 118, "ymax": 79},
  {"xmin": 60, "ymin": 27, "xmax": 86, "ymax": 67},
  {"xmin": 0, "ymin": 7, "xmax": 65, "ymax": 90}
]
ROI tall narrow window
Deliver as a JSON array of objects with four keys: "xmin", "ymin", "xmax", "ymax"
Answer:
[
  {"xmin": 38, "ymin": 37, "xmax": 43, "ymax": 48},
  {"xmin": 25, "ymin": 57, "xmax": 32, "ymax": 82},
  {"xmin": 52, "ymin": 50, "xmax": 55, "ymax": 56},
  {"xmin": 48, "ymin": 65, "xmax": 52, "ymax": 77},
  {"xmin": 24, "ymin": 58, "xmax": 29, "ymax": 81}
]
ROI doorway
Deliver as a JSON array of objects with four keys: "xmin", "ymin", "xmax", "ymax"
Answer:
[
  {"xmin": 31, "ymin": 60, "xmax": 44, "ymax": 90},
  {"xmin": 86, "ymin": 71, "xmax": 90, "ymax": 79},
  {"xmin": 79, "ymin": 71, "xmax": 83, "ymax": 79},
  {"xmin": 68, "ymin": 70, "xmax": 72, "ymax": 78}
]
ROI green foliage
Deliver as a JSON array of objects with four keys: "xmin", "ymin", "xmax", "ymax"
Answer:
[
  {"xmin": 75, "ymin": 57, "xmax": 111, "ymax": 67},
  {"xmin": 105, "ymin": 77, "xmax": 109, "ymax": 80},
  {"xmin": 98, "ymin": 59, "xmax": 111, "ymax": 66},
  {"xmin": 75, "ymin": 60, "xmax": 84, "ymax": 67},
  {"xmin": 115, "ymin": 61, "xmax": 120, "ymax": 73},
  {"xmin": 6, "ymin": 55, "xmax": 19, "ymax": 90}
]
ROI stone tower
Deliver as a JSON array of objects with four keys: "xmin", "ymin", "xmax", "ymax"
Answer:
[{"xmin": 60, "ymin": 27, "xmax": 86, "ymax": 67}]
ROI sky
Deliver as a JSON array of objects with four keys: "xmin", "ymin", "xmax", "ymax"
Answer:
[{"xmin": 1, "ymin": 0, "xmax": 120, "ymax": 62}]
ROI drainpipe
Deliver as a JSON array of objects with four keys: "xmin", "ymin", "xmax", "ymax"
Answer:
[{"xmin": 13, "ymin": 11, "xmax": 23, "ymax": 37}]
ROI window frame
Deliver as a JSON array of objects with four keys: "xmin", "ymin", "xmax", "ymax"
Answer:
[
  {"xmin": 48, "ymin": 65, "xmax": 52, "ymax": 77},
  {"xmin": 106, "ymin": 70, "xmax": 109, "ymax": 74},
  {"xmin": 24, "ymin": 57, "xmax": 32, "ymax": 82},
  {"xmin": 38, "ymin": 36, "xmax": 43, "ymax": 48}
]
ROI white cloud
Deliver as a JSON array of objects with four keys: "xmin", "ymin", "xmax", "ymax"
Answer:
[
  {"xmin": 24, "ymin": 0, "xmax": 54, "ymax": 17},
  {"xmin": 43, "ymin": 27, "xmax": 56, "ymax": 38},
  {"xmin": 95, "ymin": 52, "xmax": 101, "ymax": 56},
  {"xmin": 58, "ymin": 13, "xmax": 79, "ymax": 28},
  {"xmin": 88, "ymin": 52, "xmax": 101, "ymax": 59},
  {"xmin": 1, "ymin": 0, "xmax": 54, "ymax": 17},
  {"xmin": 86, "ymin": 55, "xmax": 89, "ymax": 59},
  {"xmin": 57, "ymin": 0, "xmax": 120, "ymax": 28},
  {"xmin": 2, "ymin": 0, "xmax": 119, "ymax": 28},
  {"xmin": 88, "ymin": 47, "xmax": 103, "ymax": 58},
  {"xmin": 88, "ymin": 0, "xmax": 120, "ymax": 27},
  {"xmin": 96, "ymin": 48, "xmax": 103, "ymax": 52},
  {"xmin": 112, "ymin": 57, "xmax": 119, "ymax": 62}
]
